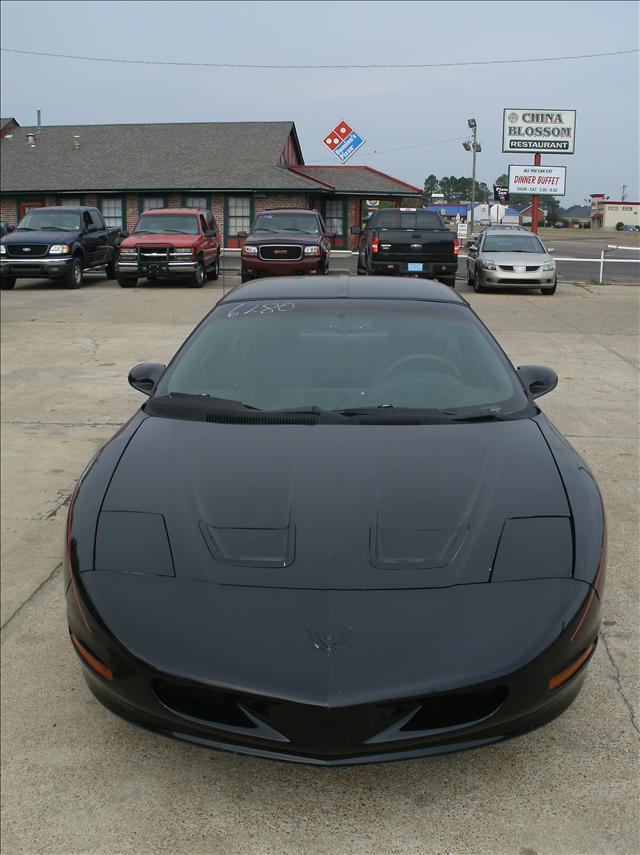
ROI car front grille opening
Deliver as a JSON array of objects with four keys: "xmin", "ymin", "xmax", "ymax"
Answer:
[
  {"xmin": 401, "ymin": 686, "xmax": 508, "ymax": 731},
  {"xmin": 153, "ymin": 679, "xmax": 257, "ymax": 729}
]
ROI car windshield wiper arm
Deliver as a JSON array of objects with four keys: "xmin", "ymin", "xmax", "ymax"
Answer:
[
  {"xmin": 164, "ymin": 392, "xmax": 260, "ymax": 410},
  {"xmin": 335, "ymin": 405, "xmax": 451, "ymax": 421},
  {"xmin": 443, "ymin": 407, "xmax": 509, "ymax": 423}
]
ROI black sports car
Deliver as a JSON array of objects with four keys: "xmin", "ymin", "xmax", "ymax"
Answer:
[{"xmin": 65, "ymin": 276, "xmax": 606, "ymax": 765}]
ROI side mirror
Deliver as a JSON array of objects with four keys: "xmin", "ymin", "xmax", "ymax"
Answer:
[
  {"xmin": 128, "ymin": 362, "xmax": 166, "ymax": 396},
  {"xmin": 517, "ymin": 365, "xmax": 558, "ymax": 399},
  {"xmin": 120, "ymin": 230, "xmax": 129, "ymax": 239},
  {"xmin": 237, "ymin": 231, "xmax": 248, "ymax": 240},
  {"xmin": 547, "ymin": 247, "xmax": 555, "ymax": 252},
  {"xmin": 204, "ymin": 229, "xmax": 217, "ymax": 237},
  {"xmin": 350, "ymin": 226, "xmax": 362, "ymax": 235},
  {"xmin": 85, "ymin": 223, "xmax": 98, "ymax": 233},
  {"xmin": 7, "ymin": 224, "xmax": 15, "ymax": 233}
]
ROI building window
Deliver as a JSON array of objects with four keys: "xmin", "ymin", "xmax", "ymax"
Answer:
[
  {"xmin": 325, "ymin": 200, "xmax": 344, "ymax": 237},
  {"xmin": 140, "ymin": 196, "xmax": 165, "ymax": 212},
  {"xmin": 184, "ymin": 195, "xmax": 209, "ymax": 211},
  {"xmin": 58, "ymin": 197, "xmax": 82, "ymax": 207},
  {"xmin": 99, "ymin": 197, "xmax": 124, "ymax": 228},
  {"xmin": 622, "ymin": 206, "xmax": 632, "ymax": 211},
  {"xmin": 608, "ymin": 206, "xmax": 619, "ymax": 211},
  {"xmin": 228, "ymin": 196, "xmax": 252, "ymax": 237}
]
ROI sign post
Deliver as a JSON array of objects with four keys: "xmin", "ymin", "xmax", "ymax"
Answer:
[{"xmin": 531, "ymin": 153, "xmax": 542, "ymax": 234}]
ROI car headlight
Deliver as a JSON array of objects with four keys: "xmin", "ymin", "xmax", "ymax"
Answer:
[
  {"xmin": 242, "ymin": 245, "xmax": 258, "ymax": 256},
  {"xmin": 119, "ymin": 248, "xmax": 137, "ymax": 257},
  {"xmin": 304, "ymin": 246, "xmax": 321, "ymax": 256},
  {"xmin": 481, "ymin": 259, "xmax": 497, "ymax": 270},
  {"xmin": 49, "ymin": 245, "xmax": 71, "ymax": 255},
  {"xmin": 0, "ymin": 245, "xmax": 6, "ymax": 255},
  {"xmin": 542, "ymin": 261, "xmax": 555, "ymax": 271}
]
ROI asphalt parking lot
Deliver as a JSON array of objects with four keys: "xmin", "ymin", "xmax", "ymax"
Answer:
[{"xmin": 1, "ymin": 272, "xmax": 639, "ymax": 854}]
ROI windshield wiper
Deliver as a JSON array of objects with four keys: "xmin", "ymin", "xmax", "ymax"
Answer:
[
  {"xmin": 165, "ymin": 392, "xmax": 260, "ymax": 410},
  {"xmin": 443, "ymin": 407, "xmax": 509, "ymax": 423},
  {"xmin": 335, "ymin": 405, "xmax": 452, "ymax": 421}
]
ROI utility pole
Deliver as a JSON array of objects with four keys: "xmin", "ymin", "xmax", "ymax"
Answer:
[{"xmin": 464, "ymin": 119, "xmax": 481, "ymax": 238}]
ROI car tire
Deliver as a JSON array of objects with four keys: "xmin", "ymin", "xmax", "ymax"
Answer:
[
  {"xmin": 356, "ymin": 253, "xmax": 367, "ymax": 275},
  {"xmin": 467, "ymin": 261, "xmax": 474, "ymax": 285},
  {"xmin": 241, "ymin": 271, "xmax": 253, "ymax": 284},
  {"xmin": 440, "ymin": 276, "xmax": 456, "ymax": 289},
  {"xmin": 189, "ymin": 260, "xmax": 206, "ymax": 288},
  {"xmin": 65, "ymin": 256, "xmax": 84, "ymax": 289},
  {"xmin": 473, "ymin": 270, "xmax": 485, "ymax": 293},
  {"xmin": 0, "ymin": 277, "xmax": 16, "ymax": 290},
  {"xmin": 541, "ymin": 278, "xmax": 557, "ymax": 296},
  {"xmin": 323, "ymin": 255, "xmax": 330, "ymax": 275},
  {"xmin": 117, "ymin": 277, "xmax": 137, "ymax": 288},
  {"xmin": 105, "ymin": 257, "xmax": 117, "ymax": 279},
  {"xmin": 206, "ymin": 255, "xmax": 220, "ymax": 281}
]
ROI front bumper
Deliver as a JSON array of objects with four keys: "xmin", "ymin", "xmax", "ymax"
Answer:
[
  {"xmin": 476, "ymin": 265, "xmax": 556, "ymax": 288},
  {"xmin": 1, "ymin": 256, "xmax": 73, "ymax": 279},
  {"xmin": 242, "ymin": 256, "xmax": 324, "ymax": 278},
  {"xmin": 117, "ymin": 261, "xmax": 198, "ymax": 279},
  {"xmin": 66, "ymin": 572, "xmax": 601, "ymax": 765}
]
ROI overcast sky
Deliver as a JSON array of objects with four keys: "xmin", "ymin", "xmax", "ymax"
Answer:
[{"xmin": 1, "ymin": 0, "xmax": 638, "ymax": 206}]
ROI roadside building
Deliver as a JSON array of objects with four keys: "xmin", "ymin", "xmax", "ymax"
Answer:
[
  {"xmin": 589, "ymin": 194, "xmax": 639, "ymax": 229},
  {"xmin": 0, "ymin": 119, "xmax": 420, "ymax": 249},
  {"xmin": 562, "ymin": 205, "xmax": 591, "ymax": 227}
]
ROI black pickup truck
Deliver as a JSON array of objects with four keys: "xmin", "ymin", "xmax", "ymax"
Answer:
[
  {"xmin": 0, "ymin": 206, "xmax": 121, "ymax": 290},
  {"xmin": 352, "ymin": 208, "xmax": 458, "ymax": 287}
]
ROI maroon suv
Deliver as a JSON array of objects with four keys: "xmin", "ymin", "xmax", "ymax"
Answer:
[{"xmin": 239, "ymin": 209, "xmax": 333, "ymax": 283}]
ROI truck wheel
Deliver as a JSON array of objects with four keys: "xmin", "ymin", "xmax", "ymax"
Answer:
[
  {"xmin": 356, "ymin": 254, "xmax": 367, "ymax": 275},
  {"xmin": 117, "ymin": 277, "xmax": 137, "ymax": 288},
  {"xmin": 0, "ymin": 277, "xmax": 16, "ymax": 290},
  {"xmin": 440, "ymin": 276, "xmax": 456, "ymax": 289},
  {"xmin": 189, "ymin": 260, "xmax": 206, "ymax": 288},
  {"xmin": 105, "ymin": 257, "xmax": 117, "ymax": 279},
  {"xmin": 241, "ymin": 271, "xmax": 253, "ymax": 284},
  {"xmin": 65, "ymin": 257, "xmax": 84, "ymax": 289},
  {"xmin": 206, "ymin": 255, "xmax": 219, "ymax": 281}
]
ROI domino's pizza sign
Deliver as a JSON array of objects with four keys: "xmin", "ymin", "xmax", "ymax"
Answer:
[{"xmin": 322, "ymin": 120, "xmax": 366, "ymax": 163}]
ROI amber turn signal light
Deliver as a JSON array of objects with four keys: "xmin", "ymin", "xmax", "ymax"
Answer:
[
  {"xmin": 548, "ymin": 642, "xmax": 595, "ymax": 691},
  {"xmin": 70, "ymin": 633, "xmax": 113, "ymax": 681}
]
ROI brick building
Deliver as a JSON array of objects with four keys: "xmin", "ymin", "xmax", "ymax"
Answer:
[{"xmin": 0, "ymin": 119, "xmax": 420, "ymax": 249}]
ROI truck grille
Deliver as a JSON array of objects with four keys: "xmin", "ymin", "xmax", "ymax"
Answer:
[
  {"xmin": 6, "ymin": 244, "xmax": 48, "ymax": 257},
  {"xmin": 259, "ymin": 245, "xmax": 303, "ymax": 261},
  {"xmin": 138, "ymin": 246, "xmax": 171, "ymax": 260},
  {"xmin": 498, "ymin": 265, "xmax": 540, "ymax": 272}
]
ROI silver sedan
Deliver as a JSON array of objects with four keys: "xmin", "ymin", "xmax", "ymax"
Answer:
[{"xmin": 467, "ymin": 232, "xmax": 557, "ymax": 295}]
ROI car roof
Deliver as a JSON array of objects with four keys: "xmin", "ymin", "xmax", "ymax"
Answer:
[{"xmin": 219, "ymin": 275, "xmax": 467, "ymax": 305}]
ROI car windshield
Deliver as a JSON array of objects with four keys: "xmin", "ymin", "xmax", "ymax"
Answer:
[
  {"xmin": 483, "ymin": 235, "xmax": 545, "ymax": 253},
  {"xmin": 252, "ymin": 213, "xmax": 320, "ymax": 235},
  {"xmin": 133, "ymin": 214, "xmax": 199, "ymax": 235},
  {"xmin": 155, "ymin": 300, "xmax": 528, "ymax": 416},
  {"xmin": 17, "ymin": 210, "xmax": 81, "ymax": 231}
]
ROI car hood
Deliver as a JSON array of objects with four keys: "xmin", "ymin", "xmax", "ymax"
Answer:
[
  {"xmin": 98, "ymin": 415, "xmax": 569, "ymax": 590},
  {"xmin": 481, "ymin": 251, "xmax": 551, "ymax": 265},
  {"xmin": 121, "ymin": 234, "xmax": 197, "ymax": 248},
  {"xmin": 2, "ymin": 229, "xmax": 81, "ymax": 245},
  {"xmin": 246, "ymin": 233, "xmax": 322, "ymax": 246}
]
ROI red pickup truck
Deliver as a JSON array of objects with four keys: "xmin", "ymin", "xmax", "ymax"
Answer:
[{"xmin": 117, "ymin": 208, "xmax": 221, "ymax": 288}]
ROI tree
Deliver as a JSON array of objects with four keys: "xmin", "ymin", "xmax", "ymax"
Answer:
[{"xmin": 419, "ymin": 174, "xmax": 439, "ymax": 207}]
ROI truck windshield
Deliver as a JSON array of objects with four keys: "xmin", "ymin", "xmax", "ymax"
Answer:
[
  {"xmin": 374, "ymin": 211, "xmax": 442, "ymax": 229},
  {"xmin": 17, "ymin": 210, "xmax": 81, "ymax": 231},
  {"xmin": 134, "ymin": 214, "xmax": 199, "ymax": 235},
  {"xmin": 252, "ymin": 213, "xmax": 320, "ymax": 235}
]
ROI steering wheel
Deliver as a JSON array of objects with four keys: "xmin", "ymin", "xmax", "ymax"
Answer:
[{"xmin": 381, "ymin": 354, "xmax": 464, "ymax": 383}]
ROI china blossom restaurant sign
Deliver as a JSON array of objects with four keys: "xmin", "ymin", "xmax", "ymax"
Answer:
[{"xmin": 502, "ymin": 109, "xmax": 576, "ymax": 154}]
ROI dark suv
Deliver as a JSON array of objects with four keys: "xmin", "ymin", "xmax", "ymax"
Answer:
[{"xmin": 240, "ymin": 209, "xmax": 333, "ymax": 283}]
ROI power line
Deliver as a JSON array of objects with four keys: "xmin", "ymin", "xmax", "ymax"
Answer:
[{"xmin": 1, "ymin": 46, "xmax": 637, "ymax": 69}]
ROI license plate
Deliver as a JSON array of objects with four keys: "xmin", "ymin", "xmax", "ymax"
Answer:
[{"xmin": 408, "ymin": 263, "xmax": 423, "ymax": 272}]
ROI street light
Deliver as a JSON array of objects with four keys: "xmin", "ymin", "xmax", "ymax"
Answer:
[{"xmin": 463, "ymin": 119, "xmax": 480, "ymax": 236}]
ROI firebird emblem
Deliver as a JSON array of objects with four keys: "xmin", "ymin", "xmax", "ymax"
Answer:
[{"xmin": 305, "ymin": 625, "xmax": 354, "ymax": 655}]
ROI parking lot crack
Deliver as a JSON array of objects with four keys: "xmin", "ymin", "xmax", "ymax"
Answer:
[
  {"xmin": 601, "ymin": 631, "xmax": 640, "ymax": 737},
  {"xmin": 1, "ymin": 563, "xmax": 63, "ymax": 633}
]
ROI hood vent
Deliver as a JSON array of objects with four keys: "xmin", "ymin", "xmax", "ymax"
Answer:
[{"xmin": 205, "ymin": 413, "xmax": 316, "ymax": 425}]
